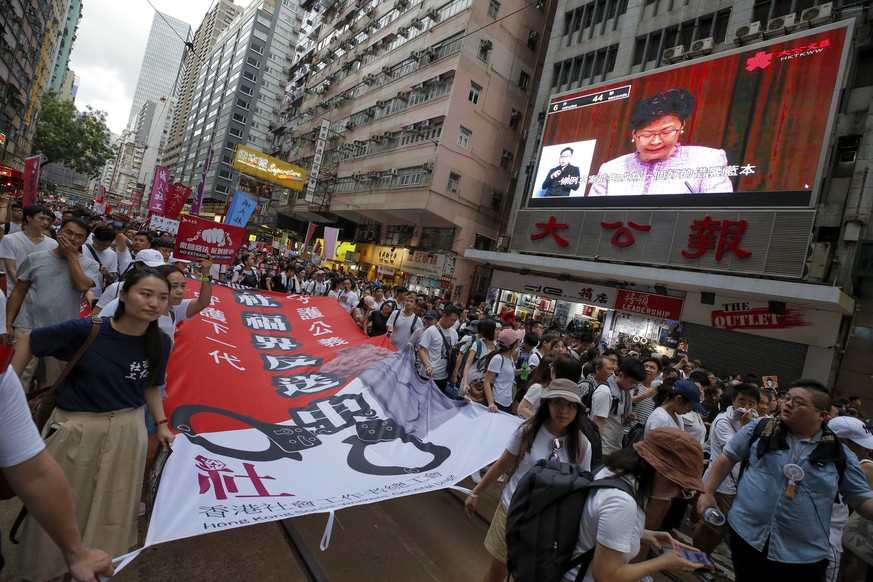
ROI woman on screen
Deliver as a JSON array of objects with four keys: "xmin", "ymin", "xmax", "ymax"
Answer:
[{"xmin": 588, "ymin": 87, "xmax": 733, "ymax": 196}]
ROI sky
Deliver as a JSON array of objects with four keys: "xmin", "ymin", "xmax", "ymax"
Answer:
[{"xmin": 68, "ymin": 0, "xmax": 253, "ymax": 136}]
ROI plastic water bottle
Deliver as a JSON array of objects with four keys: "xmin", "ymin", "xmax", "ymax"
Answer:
[
  {"xmin": 520, "ymin": 359, "xmax": 529, "ymax": 381},
  {"xmin": 704, "ymin": 507, "xmax": 726, "ymax": 527}
]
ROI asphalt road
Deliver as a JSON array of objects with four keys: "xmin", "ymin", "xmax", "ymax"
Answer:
[{"xmin": 0, "ymin": 475, "xmax": 730, "ymax": 582}]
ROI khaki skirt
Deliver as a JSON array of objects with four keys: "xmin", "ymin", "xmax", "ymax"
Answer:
[{"xmin": 17, "ymin": 406, "xmax": 147, "ymax": 581}]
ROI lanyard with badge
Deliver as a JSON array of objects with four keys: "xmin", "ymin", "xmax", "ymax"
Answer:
[{"xmin": 784, "ymin": 435, "xmax": 812, "ymax": 499}]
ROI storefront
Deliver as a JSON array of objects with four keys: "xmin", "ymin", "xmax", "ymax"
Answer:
[
  {"xmin": 488, "ymin": 271, "xmax": 615, "ymax": 333},
  {"xmin": 602, "ymin": 289, "xmax": 685, "ymax": 356}
]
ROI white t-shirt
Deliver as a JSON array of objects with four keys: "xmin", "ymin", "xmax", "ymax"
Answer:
[
  {"xmin": 337, "ymin": 290, "xmax": 359, "ymax": 313},
  {"xmin": 99, "ymin": 298, "xmax": 194, "ymax": 341},
  {"xmin": 0, "ymin": 231, "xmax": 58, "ymax": 293},
  {"xmin": 567, "ymin": 468, "xmax": 644, "ymax": 581},
  {"xmin": 702, "ymin": 406, "xmax": 743, "ymax": 495},
  {"xmin": 83, "ymin": 243, "xmax": 119, "ymax": 300},
  {"xmin": 486, "ymin": 353, "xmax": 516, "ymax": 407},
  {"xmin": 588, "ymin": 383, "xmax": 612, "ymax": 421},
  {"xmin": 528, "ymin": 348, "xmax": 543, "ymax": 369},
  {"xmin": 680, "ymin": 412, "xmax": 707, "ymax": 447},
  {"xmin": 521, "ymin": 382, "xmax": 545, "ymax": 414},
  {"xmin": 387, "ymin": 310, "xmax": 421, "ymax": 350},
  {"xmin": 503, "ymin": 424, "xmax": 592, "ymax": 507},
  {"xmin": 0, "ymin": 370, "xmax": 45, "ymax": 468},
  {"xmin": 419, "ymin": 323, "xmax": 458, "ymax": 380},
  {"xmin": 644, "ymin": 406, "xmax": 682, "ymax": 435},
  {"xmin": 95, "ymin": 281, "xmax": 123, "ymax": 309}
]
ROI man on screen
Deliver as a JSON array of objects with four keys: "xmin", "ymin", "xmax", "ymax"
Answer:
[
  {"xmin": 540, "ymin": 147, "xmax": 582, "ymax": 196},
  {"xmin": 589, "ymin": 87, "xmax": 734, "ymax": 196}
]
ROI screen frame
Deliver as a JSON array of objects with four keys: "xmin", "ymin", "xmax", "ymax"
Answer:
[{"xmin": 526, "ymin": 20, "xmax": 854, "ymax": 211}]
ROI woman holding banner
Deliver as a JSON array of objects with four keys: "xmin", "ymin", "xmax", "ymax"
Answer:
[{"xmin": 12, "ymin": 269, "xmax": 174, "ymax": 581}]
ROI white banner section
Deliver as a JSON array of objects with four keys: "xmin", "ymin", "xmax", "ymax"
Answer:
[{"xmin": 145, "ymin": 359, "xmax": 520, "ymax": 548}]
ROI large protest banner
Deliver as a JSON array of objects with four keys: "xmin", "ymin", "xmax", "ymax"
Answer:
[{"xmin": 140, "ymin": 281, "xmax": 519, "ymax": 558}]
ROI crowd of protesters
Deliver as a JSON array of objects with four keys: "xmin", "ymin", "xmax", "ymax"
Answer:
[{"xmin": 0, "ymin": 195, "xmax": 871, "ymax": 582}]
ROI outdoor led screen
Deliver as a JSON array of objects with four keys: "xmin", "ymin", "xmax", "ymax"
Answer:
[{"xmin": 528, "ymin": 22, "xmax": 852, "ymax": 209}]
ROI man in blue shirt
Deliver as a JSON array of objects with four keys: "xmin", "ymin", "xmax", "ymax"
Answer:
[{"xmin": 699, "ymin": 379, "xmax": 873, "ymax": 581}]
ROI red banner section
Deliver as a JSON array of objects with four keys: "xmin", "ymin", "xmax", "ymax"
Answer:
[
  {"xmin": 166, "ymin": 281, "xmax": 393, "ymax": 433},
  {"xmin": 174, "ymin": 215, "xmax": 247, "ymax": 264},
  {"xmin": 614, "ymin": 290, "xmax": 684, "ymax": 320},
  {"xmin": 163, "ymin": 183, "xmax": 191, "ymax": 220},
  {"xmin": 23, "ymin": 156, "xmax": 40, "ymax": 206}
]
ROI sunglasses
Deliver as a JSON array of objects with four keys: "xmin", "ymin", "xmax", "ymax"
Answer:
[{"xmin": 548, "ymin": 438, "xmax": 564, "ymax": 461}]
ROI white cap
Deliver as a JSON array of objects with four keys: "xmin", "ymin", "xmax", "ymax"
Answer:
[
  {"xmin": 828, "ymin": 416, "xmax": 873, "ymax": 450},
  {"xmin": 134, "ymin": 249, "xmax": 165, "ymax": 267},
  {"xmin": 169, "ymin": 254, "xmax": 191, "ymax": 264}
]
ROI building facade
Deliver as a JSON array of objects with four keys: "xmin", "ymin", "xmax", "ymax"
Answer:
[
  {"xmin": 163, "ymin": 0, "xmax": 243, "ymax": 174},
  {"xmin": 0, "ymin": 0, "xmax": 67, "ymax": 173},
  {"xmin": 126, "ymin": 12, "xmax": 191, "ymax": 130},
  {"xmin": 48, "ymin": 0, "xmax": 82, "ymax": 96},
  {"xmin": 272, "ymin": 0, "xmax": 552, "ymax": 300},
  {"xmin": 465, "ymin": 0, "xmax": 873, "ymax": 402},
  {"xmin": 172, "ymin": 0, "xmax": 302, "ymax": 211}
]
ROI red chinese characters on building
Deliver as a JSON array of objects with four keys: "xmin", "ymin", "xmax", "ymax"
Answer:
[
  {"xmin": 530, "ymin": 216, "xmax": 570, "ymax": 247},
  {"xmin": 601, "ymin": 221, "xmax": 651, "ymax": 248},
  {"xmin": 681, "ymin": 217, "xmax": 752, "ymax": 261}
]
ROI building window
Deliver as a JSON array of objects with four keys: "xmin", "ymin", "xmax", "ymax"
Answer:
[
  {"xmin": 509, "ymin": 108, "xmax": 522, "ymax": 130},
  {"xmin": 519, "ymin": 71, "xmax": 530, "ymax": 91},
  {"xmin": 488, "ymin": 0, "xmax": 500, "ymax": 18},
  {"xmin": 478, "ymin": 40, "xmax": 492, "ymax": 62},
  {"xmin": 458, "ymin": 127, "xmax": 471, "ymax": 148},
  {"xmin": 447, "ymin": 172, "xmax": 460, "ymax": 193},
  {"xmin": 500, "ymin": 150, "xmax": 513, "ymax": 169},
  {"xmin": 468, "ymin": 82, "xmax": 481, "ymax": 104}
]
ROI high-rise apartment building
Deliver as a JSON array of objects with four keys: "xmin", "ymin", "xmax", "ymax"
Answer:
[
  {"xmin": 466, "ymin": 0, "xmax": 873, "ymax": 396},
  {"xmin": 173, "ymin": 0, "xmax": 302, "ymax": 209},
  {"xmin": 0, "ymin": 0, "xmax": 68, "ymax": 173},
  {"xmin": 273, "ymin": 0, "xmax": 552, "ymax": 300},
  {"xmin": 126, "ymin": 12, "xmax": 191, "ymax": 129},
  {"xmin": 164, "ymin": 0, "xmax": 243, "ymax": 174},
  {"xmin": 49, "ymin": 0, "xmax": 83, "ymax": 95}
]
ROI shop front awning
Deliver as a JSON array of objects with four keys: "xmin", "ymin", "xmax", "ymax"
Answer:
[{"xmin": 464, "ymin": 250, "xmax": 855, "ymax": 316}]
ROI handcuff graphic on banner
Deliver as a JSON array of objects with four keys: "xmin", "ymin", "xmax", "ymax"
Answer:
[{"xmin": 172, "ymin": 392, "xmax": 450, "ymax": 476}]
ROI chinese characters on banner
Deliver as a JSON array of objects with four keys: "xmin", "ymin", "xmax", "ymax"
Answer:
[
  {"xmin": 136, "ymin": 283, "xmax": 519, "ymax": 564},
  {"xmin": 530, "ymin": 215, "xmax": 752, "ymax": 261},
  {"xmin": 164, "ymin": 183, "xmax": 192, "ymax": 220},
  {"xmin": 23, "ymin": 155, "xmax": 40, "ymax": 206},
  {"xmin": 149, "ymin": 215, "xmax": 180, "ymax": 235},
  {"xmin": 224, "ymin": 190, "xmax": 257, "ymax": 227},
  {"xmin": 174, "ymin": 214, "xmax": 247, "ymax": 264},
  {"xmin": 130, "ymin": 189, "xmax": 145, "ymax": 208},
  {"xmin": 613, "ymin": 289, "xmax": 684, "ymax": 320},
  {"xmin": 93, "ymin": 184, "xmax": 106, "ymax": 215},
  {"xmin": 148, "ymin": 165, "xmax": 170, "ymax": 215}
]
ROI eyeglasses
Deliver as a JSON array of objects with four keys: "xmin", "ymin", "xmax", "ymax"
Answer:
[
  {"xmin": 634, "ymin": 128, "xmax": 682, "ymax": 141},
  {"xmin": 784, "ymin": 394, "xmax": 818, "ymax": 409},
  {"xmin": 548, "ymin": 438, "xmax": 564, "ymax": 461}
]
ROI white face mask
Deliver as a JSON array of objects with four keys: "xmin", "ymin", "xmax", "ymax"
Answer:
[{"xmin": 733, "ymin": 407, "xmax": 759, "ymax": 420}]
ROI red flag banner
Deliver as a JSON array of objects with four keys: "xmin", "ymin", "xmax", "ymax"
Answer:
[
  {"xmin": 148, "ymin": 165, "xmax": 170, "ymax": 214},
  {"xmin": 130, "ymin": 188, "xmax": 145, "ymax": 207},
  {"xmin": 174, "ymin": 214, "xmax": 246, "ymax": 265},
  {"xmin": 302, "ymin": 222, "xmax": 316, "ymax": 251},
  {"xmin": 23, "ymin": 155, "xmax": 40, "ymax": 206},
  {"xmin": 164, "ymin": 182, "xmax": 192, "ymax": 220}
]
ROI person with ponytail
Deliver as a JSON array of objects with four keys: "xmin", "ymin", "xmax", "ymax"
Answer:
[
  {"xmin": 479, "ymin": 328, "xmax": 525, "ymax": 413},
  {"xmin": 11, "ymin": 269, "xmax": 173, "ymax": 581},
  {"xmin": 465, "ymin": 379, "xmax": 593, "ymax": 582}
]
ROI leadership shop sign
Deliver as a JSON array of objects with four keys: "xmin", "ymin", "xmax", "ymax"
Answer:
[{"xmin": 134, "ymin": 282, "xmax": 519, "ymax": 566}]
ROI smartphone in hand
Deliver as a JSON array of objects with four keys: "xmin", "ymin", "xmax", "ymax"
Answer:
[{"xmin": 661, "ymin": 547, "xmax": 714, "ymax": 569}]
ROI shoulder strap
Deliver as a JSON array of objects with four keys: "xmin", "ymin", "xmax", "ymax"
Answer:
[
  {"xmin": 53, "ymin": 317, "xmax": 102, "ymax": 388},
  {"xmin": 85, "ymin": 244, "xmax": 102, "ymax": 265},
  {"xmin": 410, "ymin": 314, "xmax": 419, "ymax": 334},
  {"xmin": 3, "ymin": 222, "xmax": 9, "ymax": 234}
]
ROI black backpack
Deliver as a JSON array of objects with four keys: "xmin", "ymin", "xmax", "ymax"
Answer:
[{"xmin": 506, "ymin": 459, "xmax": 636, "ymax": 582}]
